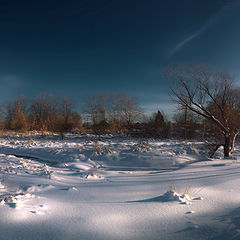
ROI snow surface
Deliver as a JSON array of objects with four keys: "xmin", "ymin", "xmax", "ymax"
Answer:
[{"xmin": 0, "ymin": 134, "xmax": 239, "ymax": 240}]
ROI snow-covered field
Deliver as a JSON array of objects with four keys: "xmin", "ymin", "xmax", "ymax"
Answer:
[{"xmin": 0, "ymin": 134, "xmax": 239, "ymax": 240}]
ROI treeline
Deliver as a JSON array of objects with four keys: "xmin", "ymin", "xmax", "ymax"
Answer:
[
  {"xmin": 2, "ymin": 94, "xmax": 81, "ymax": 133},
  {"xmin": 0, "ymin": 90, "xmax": 235, "ymax": 141},
  {"xmin": 74, "ymin": 93, "xmax": 171, "ymax": 137},
  {"xmin": 0, "ymin": 93, "xmax": 174, "ymax": 138},
  {"xmin": 1, "ymin": 64, "xmax": 239, "ymax": 157}
]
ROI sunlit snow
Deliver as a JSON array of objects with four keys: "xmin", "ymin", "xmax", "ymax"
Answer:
[{"xmin": 0, "ymin": 134, "xmax": 239, "ymax": 240}]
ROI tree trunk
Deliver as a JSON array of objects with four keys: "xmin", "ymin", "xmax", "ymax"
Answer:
[
  {"xmin": 184, "ymin": 106, "xmax": 187, "ymax": 140},
  {"xmin": 224, "ymin": 133, "xmax": 230, "ymax": 158},
  {"xmin": 230, "ymin": 132, "xmax": 239, "ymax": 155}
]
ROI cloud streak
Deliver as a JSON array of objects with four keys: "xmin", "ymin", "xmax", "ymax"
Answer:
[
  {"xmin": 170, "ymin": 32, "xmax": 200, "ymax": 56},
  {"xmin": 168, "ymin": 0, "xmax": 239, "ymax": 58}
]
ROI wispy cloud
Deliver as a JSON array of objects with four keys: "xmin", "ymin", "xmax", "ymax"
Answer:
[
  {"xmin": 169, "ymin": 32, "xmax": 200, "ymax": 57},
  {"xmin": 168, "ymin": 0, "xmax": 239, "ymax": 58}
]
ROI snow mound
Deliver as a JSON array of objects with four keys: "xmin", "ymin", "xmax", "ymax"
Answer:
[
  {"xmin": 161, "ymin": 190, "xmax": 192, "ymax": 205},
  {"xmin": 1, "ymin": 193, "xmax": 36, "ymax": 208},
  {"xmin": 0, "ymin": 182, "xmax": 5, "ymax": 190},
  {"xmin": 85, "ymin": 170, "xmax": 103, "ymax": 180},
  {"xmin": 68, "ymin": 186, "xmax": 78, "ymax": 191},
  {"xmin": 23, "ymin": 184, "xmax": 55, "ymax": 193}
]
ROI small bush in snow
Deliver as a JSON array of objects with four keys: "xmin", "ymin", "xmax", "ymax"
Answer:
[{"xmin": 133, "ymin": 141, "xmax": 152, "ymax": 152}]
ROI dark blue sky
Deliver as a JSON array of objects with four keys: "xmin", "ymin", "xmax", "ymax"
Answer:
[{"xmin": 0, "ymin": 0, "xmax": 240, "ymax": 115}]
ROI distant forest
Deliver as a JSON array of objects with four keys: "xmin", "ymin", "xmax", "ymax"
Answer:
[
  {"xmin": 0, "ymin": 92, "xmax": 172, "ymax": 137},
  {"xmin": 1, "ymin": 65, "xmax": 240, "ymax": 157},
  {"xmin": 0, "ymin": 89, "xmax": 235, "ymax": 141}
]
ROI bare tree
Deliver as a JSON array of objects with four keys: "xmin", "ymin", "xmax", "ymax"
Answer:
[
  {"xmin": 83, "ymin": 93, "xmax": 143, "ymax": 134},
  {"xmin": 57, "ymin": 96, "xmax": 81, "ymax": 136},
  {"xmin": 83, "ymin": 93, "xmax": 142, "ymax": 125},
  {"xmin": 84, "ymin": 93, "xmax": 109, "ymax": 125},
  {"xmin": 173, "ymin": 108, "xmax": 202, "ymax": 139},
  {"xmin": 29, "ymin": 93, "xmax": 58, "ymax": 131},
  {"xmin": 4, "ymin": 95, "xmax": 29, "ymax": 132},
  {"xmin": 168, "ymin": 65, "xmax": 240, "ymax": 157},
  {"xmin": 108, "ymin": 94, "xmax": 122, "ymax": 124},
  {"xmin": 58, "ymin": 96, "xmax": 75, "ymax": 129},
  {"xmin": 119, "ymin": 95, "xmax": 143, "ymax": 127}
]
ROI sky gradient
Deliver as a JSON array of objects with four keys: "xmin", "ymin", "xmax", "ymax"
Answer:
[{"xmin": 0, "ymin": 0, "xmax": 240, "ymax": 116}]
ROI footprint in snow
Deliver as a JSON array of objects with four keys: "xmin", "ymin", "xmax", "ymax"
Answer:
[
  {"xmin": 30, "ymin": 204, "xmax": 48, "ymax": 215},
  {"xmin": 193, "ymin": 197, "xmax": 203, "ymax": 200},
  {"xmin": 186, "ymin": 210, "xmax": 195, "ymax": 214},
  {"xmin": 39, "ymin": 204, "xmax": 48, "ymax": 209},
  {"xmin": 30, "ymin": 210, "xmax": 44, "ymax": 215},
  {"xmin": 61, "ymin": 186, "xmax": 78, "ymax": 191}
]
